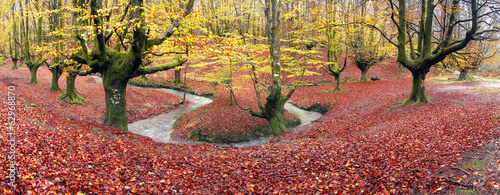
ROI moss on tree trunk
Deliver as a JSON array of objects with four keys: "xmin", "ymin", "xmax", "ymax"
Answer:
[
  {"xmin": 408, "ymin": 71, "xmax": 430, "ymax": 103},
  {"xmin": 103, "ymin": 86, "xmax": 128, "ymax": 130},
  {"xmin": 268, "ymin": 114, "xmax": 286, "ymax": 135},
  {"xmin": 29, "ymin": 64, "xmax": 40, "ymax": 84},
  {"xmin": 50, "ymin": 67, "xmax": 62, "ymax": 91},
  {"xmin": 102, "ymin": 68, "xmax": 129, "ymax": 130},
  {"xmin": 333, "ymin": 73, "xmax": 342, "ymax": 92},
  {"xmin": 360, "ymin": 69, "xmax": 369, "ymax": 82},
  {"xmin": 174, "ymin": 68, "xmax": 182, "ymax": 84},
  {"xmin": 11, "ymin": 60, "xmax": 18, "ymax": 70},
  {"xmin": 458, "ymin": 69, "xmax": 470, "ymax": 81},
  {"xmin": 60, "ymin": 73, "xmax": 85, "ymax": 105}
]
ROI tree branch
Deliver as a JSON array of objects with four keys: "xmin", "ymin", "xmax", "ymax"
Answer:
[
  {"xmin": 145, "ymin": 0, "xmax": 195, "ymax": 49},
  {"xmin": 131, "ymin": 55, "xmax": 187, "ymax": 77}
]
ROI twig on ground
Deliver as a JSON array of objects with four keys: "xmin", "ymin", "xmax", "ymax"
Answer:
[{"xmin": 444, "ymin": 178, "xmax": 474, "ymax": 188}]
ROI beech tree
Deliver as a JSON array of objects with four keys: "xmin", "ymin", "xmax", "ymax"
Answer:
[
  {"xmin": 323, "ymin": 0, "xmax": 347, "ymax": 92},
  {"xmin": 46, "ymin": 0, "xmax": 64, "ymax": 91},
  {"xmin": 347, "ymin": 0, "xmax": 387, "ymax": 81},
  {"xmin": 24, "ymin": 0, "xmax": 46, "ymax": 84},
  {"xmin": 10, "ymin": 1, "xmax": 22, "ymax": 70},
  {"xmin": 389, "ymin": 0, "xmax": 499, "ymax": 103},
  {"xmin": 244, "ymin": 0, "xmax": 294, "ymax": 135},
  {"xmin": 444, "ymin": 40, "xmax": 498, "ymax": 80},
  {"xmin": 70, "ymin": 0, "xmax": 194, "ymax": 130},
  {"xmin": 0, "ymin": 4, "xmax": 8, "ymax": 63}
]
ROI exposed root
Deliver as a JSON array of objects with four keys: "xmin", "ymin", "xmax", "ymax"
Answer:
[{"xmin": 60, "ymin": 94, "xmax": 86, "ymax": 105}]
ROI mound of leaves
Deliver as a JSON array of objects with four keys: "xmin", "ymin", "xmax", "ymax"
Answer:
[{"xmin": 172, "ymin": 88, "xmax": 300, "ymax": 143}]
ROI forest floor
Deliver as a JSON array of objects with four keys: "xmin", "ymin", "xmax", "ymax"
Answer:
[{"xmin": 0, "ymin": 59, "xmax": 499, "ymax": 194}]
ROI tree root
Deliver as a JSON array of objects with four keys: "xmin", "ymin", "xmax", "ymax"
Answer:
[{"xmin": 60, "ymin": 94, "xmax": 86, "ymax": 105}]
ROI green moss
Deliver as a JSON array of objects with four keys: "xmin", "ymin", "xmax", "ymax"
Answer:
[
  {"xmin": 60, "ymin": 94, "xmax": 85, "ymax": 105},
  {"xmin": 198, "ymin": 110, "xmax": 208, "ymax": 114},
  {"xmin": 461, "ymin": 159, "xmax": 488, "ymax": 170},
  {"xmin": 385, "ymin": 100, "xmax": 406, "ymax": 111},
  {"xmin": 25, "ymin": 104, "xmax": 38, "ymax": 108},
  {"xmin": 172, "ymin": 113, "xmax": 187, "ymax": 129},
  {"xmin": 493, "ymin": 115, "xmax": 500, "ymax": 119},
  {"xmin": 453, "ymin": 189, "xmax": 478, "ymax": 195}
]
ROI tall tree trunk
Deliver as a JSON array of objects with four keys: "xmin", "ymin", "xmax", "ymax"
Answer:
[
  {"xmin": 27, "ymin": 0, "xmax": 45, "ymax": 84},
  {"xmin": 60, "ymin": 73, "xmax": 85, "ymax": 104},
  {"xmin": 265, "ymin": 0, "xmax": 287, "ymax": 134},
  {"xmin": 408, "ymin": 70, "xmax": 430, "ymax": 103},
  {"xmin": 11, "ymin": 9, "xmax": 19, "ymax": 70},
  {"xmin": 50, "ymin": 67, "xmax": 62, "ymax": 91},
  {"xmin": 48, "ymin": 0, "xmax": 63, "ymax": 89},
  {"xmin": 333, "ymin": 73, "xmax": 342, "ymax": 91},
  {"xmin": 360, "ymin": 68, "xmax": 368, "ymax": 81},
  {"xmin": 458, "ymin": 69, "xmax": 469, "ymax": 81},
  {"xmin": 174, "ymin": 68, "xmax": 182, "ymax": 84},
  {"xmin": 324, "ymin": 1, "xmax": 345, "ymax": 92},
  {"xmin": 29, "ymin": 66, "xmax": 40, "ymax": 84},
  {"xmin": 242, "ymin": 0, "xmax": 290, "ymax": 135},
  {"xmin": 11, "ymin": 60, "xmax": 18, "ymax": 70},
  {"xmin": 102, "ymin": 72, "xmax": 128, "ymax": 130}
]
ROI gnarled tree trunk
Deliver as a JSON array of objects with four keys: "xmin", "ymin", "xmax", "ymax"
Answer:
[
  {"xmin": 457, "ymin": 69, "xmax": 469, "ymax": 81},
  {"xmin": 395, "ymin": 0, "xmax": 479, "ymax": 103},
  {"xmin": 102, "ymin": 70, "xmax": 129, "ymax": 130},
  {"xmin": 50, "ymin": 66, "xmax": 62, "ymax": 91},
  {"xmin": 408, "ymin": 70, "xmax": 430, "ymax": 103},
  {"xmin": 60, "ymin": 73, "xmax": 84, "ymax": 104}
]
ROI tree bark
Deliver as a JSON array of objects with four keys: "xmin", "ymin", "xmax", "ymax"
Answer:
[
  {"xmin": 27, "ymin": 0, "xmax": 44, "ymax": 85},
  {"xmin": 268, "ymin": 113, "xmax": 286, "ymax": 135},
  {"xmin": 395, "ymin": 0, "xmax": 480, "ymax": 104},
  {"xmin": 174, "ymin": 68, "xmax": 182, "ymax": 84},
  {"xmin": 263, "ymin": 0, "xmax": 288, "ymax": 134},
  {"xmin": 458, "ymin": 69, "xmax": 469, "ymax": 81},
  {"xmin": 29, "ymin": 65, "xmax": 40, "ymax": 84},
  {"xmin": 50, "ymin": 67, "xmax": 62, "ymax": 91},
  {"xmin": 102, "ymin": 71, "xmax": 128, "ymax": 130},
  {"xmin": 11, "ymin": 60, "xmax": 18, "ymax": 70},
  {"xmin": 408, "ymin": 70, "xmax": 430, "ymax": 103},
  {"xmin": 360, "ymin": 68, "xmax": 369, "ymax": 82},
  {"xmin": 333, "ymin": 73, "xmax": 342, "ymax": 92},
  {"xmin": 60, "ymin": 73, "xmax": 85, "ymax": 104},
  {"xmin": 324, "ymin": 1, "xmax": 345, "ymax": 92}
]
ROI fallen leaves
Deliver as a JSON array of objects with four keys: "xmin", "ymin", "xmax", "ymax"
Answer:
[{"xmin": 0, "ymin": 59, "xmax": 499, "ymax": 194}]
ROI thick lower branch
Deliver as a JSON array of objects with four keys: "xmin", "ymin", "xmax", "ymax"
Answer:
[{"xmin": 132, "ymin": 57, "xmax": 187, "ymax": 77}]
